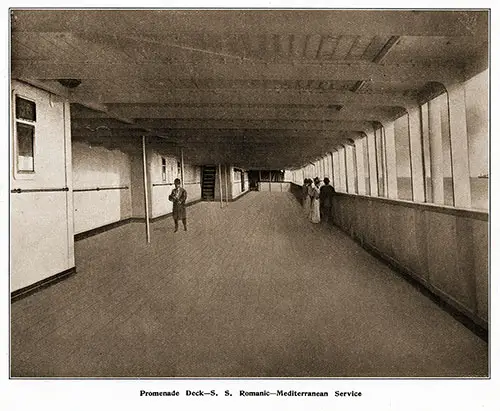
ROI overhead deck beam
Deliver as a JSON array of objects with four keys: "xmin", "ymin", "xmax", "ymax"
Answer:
[
  {"xmin": 12, "ymin": 61, "xmax": 465, "ymax": 84},
  {"xmin": 12, "ymin": 10, "xmax": 488, "ymax": 37},
  {"xmin": 70, "ymin": 105, "xmax": 402, "ymax": 122},
  {"xmin": 69, "ymin": 89, "xmax": 418, "ymax": 107},
  {"xmin": 71, "ymin": 128, "xmax": 354, "ymax": 139},
  {"xmin": 71, "ymin": 118, "xmax": 374, "ymax": 132}
]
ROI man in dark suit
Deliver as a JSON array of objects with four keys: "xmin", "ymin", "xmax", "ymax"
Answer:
[
  {"xmin": 169, "ymin": 178, "xmax": 187, "ymax": 232},
  {"xmin": 319, "ymin": 177, "xmax": 335, "ymax": 223}
]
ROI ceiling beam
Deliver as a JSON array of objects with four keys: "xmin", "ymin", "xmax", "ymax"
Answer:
[
  {"xmin": 11, "ymin": 10, "xmax": 488, "ymax": 38},
  {"xmin": 71, "ymin": 128, "xmax": 352, "ymax": 139},
  {"xmin": 71, "ymin": 118, "xmax": 374, "ymax": 132},
  {"xmin": 68, "ymin": 88, "xmax": 418, "ymax": 106},
  {"xmin": 12, "ymin": 60, "xmax": 465, "ymax": 84},
  {"xmin": 70, "ymin": 105, "xmax": 401, "ymax": 122}
]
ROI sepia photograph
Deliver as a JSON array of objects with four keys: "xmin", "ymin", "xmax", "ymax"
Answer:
[{"xmin": 6, "ymin": 5, "xmax": 493, "ymax": 399}]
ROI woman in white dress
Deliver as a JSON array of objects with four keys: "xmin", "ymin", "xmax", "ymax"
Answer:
[{"xmin": 309, "ymin": 177, "xmax": 321, "ymax": 224}]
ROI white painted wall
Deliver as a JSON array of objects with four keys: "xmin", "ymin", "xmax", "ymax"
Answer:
[
  {"xmin": 214, "ymin": 165, "xmax": 230, "ymax": 202},
  {"xmin": 231, "ymin": 167, "xmax": 249, "ymax": 199},
  {"xmin": 72, "ymin": 141, "xmax": 132, "ymax": 234},
  {"xmin": 11, "ymin": 81, "xmax": 74, "ymax": 291},
  {"xmin": 149, "ymin": 150, "xmax": 201, "ymax": 218}
]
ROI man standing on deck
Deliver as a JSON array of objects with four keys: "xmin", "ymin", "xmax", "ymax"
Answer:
[
  {"xmin": 320, "ymin": 177, "xmax": 335, "ymax": 223},
  {"xmin": 169, "ymin": 178, "xmax": 187, "ymax": 232}
]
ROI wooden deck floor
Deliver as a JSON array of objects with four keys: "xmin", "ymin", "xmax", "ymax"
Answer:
[{"xmin": 11, "ymin": 192, "xmax": 488, "ymax": 377}]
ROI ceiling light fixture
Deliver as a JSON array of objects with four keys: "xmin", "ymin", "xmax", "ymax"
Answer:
[{"xmin": 57, "ymin": 79, "xmax": 82, "ymax": 89}]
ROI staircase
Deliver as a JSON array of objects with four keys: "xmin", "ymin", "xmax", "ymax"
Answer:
[{"xmin": 201, "ymin": 165, "xmax": 216, "ymax": 201}]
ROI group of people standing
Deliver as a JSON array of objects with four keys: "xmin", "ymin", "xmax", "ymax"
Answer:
[{"xmin": 302, "ymin": 177, "xmax": 335, "ymax": 224}]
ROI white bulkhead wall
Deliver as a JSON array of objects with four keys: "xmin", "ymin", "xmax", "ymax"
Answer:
[
  {"xmin": 10, "ymin": 80, "xmax": 75, "ymax": 291},
  {"xmin": 72, "ymin": 141, "xmax": 132, "ymax": 234},
  {"xmin": 149, "ymin": 149, "xmax": 202, "ymax": 219}
]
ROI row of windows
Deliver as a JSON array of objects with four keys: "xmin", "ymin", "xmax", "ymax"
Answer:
[{"xmin": 160, "ymin": 156, "xmax": 201, "ymax": 184}]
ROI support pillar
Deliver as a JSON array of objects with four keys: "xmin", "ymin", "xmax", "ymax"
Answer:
[
  {"xmin": 366, "ymin": 130, "xmax": 378, "ymax": 196},
  {"xmin": 180, "ymin": 148, "xmax": 185, "ymax": 188},
  {"xmin": 407, "ymin": 107, "xmax": 426, "ymax": 202},
  {"xmin": 447, "ymin": 83, "xmax": 472, "ymax": 208},
  {"xmin": 141, "ymin": 136, "xmax": 151, "ymax": 244},
  {"xmin": 428, "ymin": 97, "xmax": 445, "ymax": 204},
  {"xmin": 383, "ymin": 122, "xmax": 398, "ymax": 199},
  {"xmin": 219, "ymin": 164, "xmax": 224, "ymax": 208},
  {"xmin": 225, "ymin": 165, "xmax": 230, "ymax": 204},
  {"xmin": 329, "ymin": 152, "xmax": 335, "ymax": 186},
  {"xmin": 355, "ymin": 139, "xmax": 366, "ymax": 195}
]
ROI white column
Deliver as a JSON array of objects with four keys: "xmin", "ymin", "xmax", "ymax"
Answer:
[
  {"xmin": 180, "ymin": 148, "xmax": 185, "ymax": 188},
  {"xmin": 225, "ymin": 166, "xmax": 230, "ymax": 203},
  {"xmin": 447, "ymin": 83, "xmax": 472, "ymax": 208},
  {"xmin": 330, "ymin": 152, "xmax": 335, "ymax": 184},
  {"xmin": 428, "ymin": 97, "xmax": 445, "ymax": 204},
  {"xmin": 407, "ymin": 107, "xmax": 426, "ymax": 202},
  {"xmin": 332, "ymin": 151, "xmax": 339, "ymax": 190},
  {"xmin": 355, "ymin": 139, "xmax": 366, "ymax": 195},
  {"xmin": 219, "ymin": 164, "xmax": 224, "ymax": 207},
  {"xmin": 142, "ymin": 136, "xmax": 151, "ymax": 244},
  {"xmin": 343, "ymin": 147, "xmax": 349, "ymax": 193},
  {"xmin": 366, "ymin": 130, "xmax": 378, "ymax": 196},
  {"xmin": 63, "ymin": 100, "xmax": 75, "ymax": 267},
  {"xmin": 383, "ymin": 122, "xmax": 398, "ymax": 199}
]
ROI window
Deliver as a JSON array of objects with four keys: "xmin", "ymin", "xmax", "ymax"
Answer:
[
  {"xmin": 161, "ymin": 157, "xmax": 167, "ymax": 182},
  {"xmin": 15, "ymin": 96, "xmax": 36, "ymax": 173},
  {"xmin": 233, "ymin": 168, "xmax": 241, "ymax": 181}
]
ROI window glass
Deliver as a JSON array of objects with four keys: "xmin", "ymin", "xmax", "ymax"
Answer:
[
  {"xmin": 16, "ymin": 96, "xmax": 36, "ymax": 121},
  {"xmin": 161, "ymin": 157, "xmax": 167, "ymax": 182},
  {"xmin": 16, "ymin": 123, "xmax": 34, "ymax": 172}
]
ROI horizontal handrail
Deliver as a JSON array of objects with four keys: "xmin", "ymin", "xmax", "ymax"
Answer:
[
  {"xmin": 152, "ymin": 182, "xmax": 200, "ymax": 186},
  {"xmin": 289, "ymin": 182, "xmax": 488, "ymax": 221},
  {"xmin": 73, "ymin": 186, "xmax": 129, "ymax": 192},
  {"xmin": 11, "ymin": 187, "xmax": 68, "ymax": 193}
]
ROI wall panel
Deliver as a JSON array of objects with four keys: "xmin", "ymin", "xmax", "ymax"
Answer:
[
  {"xmin": 330, "ymin": 192, "xmax": 488, "ymax": 328},
  {"xmin": 11, "ymin": 81, "xmax": 74, "ymax": 292}
]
